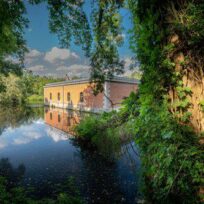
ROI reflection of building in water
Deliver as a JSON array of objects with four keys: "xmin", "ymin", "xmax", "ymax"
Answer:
[
  {"xmin": 44, "ymin": 108, "xmax": 83, "ymax": 135},
  {"xmin": 44, "ymin": 77, "xmax": 139, "ymax": 112}
]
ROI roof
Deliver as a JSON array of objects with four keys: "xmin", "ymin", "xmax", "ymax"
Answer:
[{"xmin": 44, "ymin": 76, "xmax": 140, "ymax": 88}]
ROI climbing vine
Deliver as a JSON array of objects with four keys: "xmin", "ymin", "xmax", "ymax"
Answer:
[{"xmin": 128, "ymin": 0, "xmax": 204, "ymax": 203}]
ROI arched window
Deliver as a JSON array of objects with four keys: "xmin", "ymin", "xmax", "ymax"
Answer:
[
  {"xmin": 58, "ymin": 114, "xmax": 61, "ymax": 122},
  {"xmin": 50, "ymin": 112, "xmax": 52, "ymax": 120},
  {"xmin": 80, "ymin": 92, "xmax": 84, "ymax": 102},
  {"xmin": 50, "ymin": 93, "xmax": 52, "ymax": 100},
  {"xmin": 57, "ymin": 92, "xmax": 60, "ymax": 101},
  {"xmin": 67, "ymin": 92, "xmax": 71, "ymax": 101}
]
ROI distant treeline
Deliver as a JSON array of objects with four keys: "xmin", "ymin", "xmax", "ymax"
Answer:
[{"xmin": 0, "ymin": 72, "xmax": 62, "ymax": 106}]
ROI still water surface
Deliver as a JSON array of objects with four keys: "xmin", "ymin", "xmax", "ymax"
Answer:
[{"xmin": 0, "ymin": 107, "xmax": 141, "ymax": 203}]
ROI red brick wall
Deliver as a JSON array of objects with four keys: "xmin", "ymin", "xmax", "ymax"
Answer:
[
  {"xmin": 83, "ymin": 85, "xmax": 104, "ymax": 109},
  {"xmin": 109, "ymin": 82, "xmax": 138, "ymax": 107}
]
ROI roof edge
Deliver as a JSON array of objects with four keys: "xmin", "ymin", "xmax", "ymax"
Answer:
[{"xmin": 44, "ymin": 76, "xmax": 140, "ymax": 88}]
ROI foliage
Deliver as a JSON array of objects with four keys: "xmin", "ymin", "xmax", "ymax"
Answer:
[
  {"xmin": 0, "ymin": 71, "xmax": 61, "ymax": 105},
  {"xmin": 0, "ymin": 0, "xmax": 27, "ymax": 75},
  {"xmin": 22, "ymin": 72, "xmax": 62, "ymax": 104},
  {"xmin": 127, "ymin": 0, "xmax": 204, "ymax": 203},
  {"xmin": 0, "ymin": 73, "xmax": 26, "ymax": 105},
  {"xmin": 120, "ymin": 91, "xmax": 139, "ymax": 118},
  {"xmin": 75, "ymin": 112, "xmax": 122, "ymax": 157},
  {"xmin": 76, "ymin": 88, "xmax": 204, "ymax": 203},
  {"xmin": 27, "ymin": 95, "xmax": 44, "ymax": 104},
  {"xmin": 134, "ymin": 101, "xmax": 204, "ymax": 203},
  {"xmin": 40, "ymin": 0, "xmax": 125, "ymax": 92},
  {"xmin": 199, "ymin": 101, "xmax": 204, "ymax": 112},
  {"xmin": 75, "ymin": 92, "xmax": 138, "ymax": 157}
]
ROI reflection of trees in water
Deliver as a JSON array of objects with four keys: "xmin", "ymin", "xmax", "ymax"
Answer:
[
  {"xmin": 0, "ymin": 158, "xmax": 25, "ymax": 189},
  {"xmin": 119, "ymin": 141, "xmax": 140, "ymax": 172},
  {"xmin": 0, "ymin": 158, "xmax": 83, "ymax": 203},
  {"xmin": 73, "ymin": 141, "xmax": 123, "ymax": 203},
  {"xmin": 0, "ymin": 106, "xmax": 44, "ymax": 136},
  {"xmin": 71, "ymin": 139, "xmax": 139, "ymax": 204}
]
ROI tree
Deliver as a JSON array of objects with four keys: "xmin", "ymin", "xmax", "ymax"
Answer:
[
  {"xmin": 0, "ymin": 73, "xmax": 25, "ymax": 105},
  {"xmin": 0, "ymin": 0, "xmax": 27, "ymax": 76}
]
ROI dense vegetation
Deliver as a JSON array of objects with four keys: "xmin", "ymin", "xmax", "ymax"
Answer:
[
  {"xmin": 0, "ymin": 72, "xmax": 61, "ymax": 106},
  {"xmin": 128, "ymin": 1, "xmax": 204, "ymax": 203},
  {"xmin": 0, "ymin": 0, "xmax": 203, "ymax": 203},
  {"xmin": 75, "ymin": 92, "xmax": 138, "ymax": 156}
]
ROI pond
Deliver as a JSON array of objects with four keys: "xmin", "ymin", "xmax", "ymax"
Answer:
[{"xmin": 0, "ymin": 106, "xmax": 141, "ymax": 204}]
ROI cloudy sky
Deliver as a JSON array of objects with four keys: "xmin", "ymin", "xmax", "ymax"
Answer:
[{"xmin": 23, "ymin": 1, "xmax": 134, "ymax": 78}]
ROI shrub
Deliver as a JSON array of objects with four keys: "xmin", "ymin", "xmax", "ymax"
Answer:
[{"xmin": 75, "ymin": 112, "xmax": 129, "ymax": 157}]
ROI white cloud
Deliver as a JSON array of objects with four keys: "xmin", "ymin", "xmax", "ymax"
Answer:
[
  {"xmin": 44, "ymin": 47, "xmax": 79, "ymax": 63},
  {"xmin": 56, "ymin": 66, "xmax": 70, "ymax": 71},
  {"xmin": 25, "ymin": 49, "xmax": 42, "ymax": 64},
  {"xmin": 46, "ymin": 127, "xmax": 69, "ymax": 142},
  {"xmin": 0, "ymin": 126, "xmax": 44, "ymax": 149},
  {"xmin": 24, "ymin": 46, "xmax": 89, "ymax": 78},
  {"xmin": 27, "ymin": 65, "xmax": 46, "ymax": 72},
  {"xmin": 56, "ymin": 64, "xmax": 90, "ymax": 77},
  {"xmin": 26, "ymin": 49, "xmax": 41, "ymax": 58},
  {"xmin": 13, "ymin": 131, "xmax": 42, "ymax": 145}
]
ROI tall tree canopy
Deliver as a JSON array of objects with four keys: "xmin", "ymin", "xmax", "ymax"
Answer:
[{"xmin": 0, "ymin": 0, "xmax": 28, "ymax": 75}]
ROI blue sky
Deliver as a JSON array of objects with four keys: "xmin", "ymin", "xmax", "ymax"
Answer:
[{"xmin": 23, "ymin": 1, "xmax": 134, "ymax": 78}]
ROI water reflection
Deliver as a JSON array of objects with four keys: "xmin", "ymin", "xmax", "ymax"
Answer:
[
  {"xmin": 0, "ymin": 106, "xmax": 43, "ymax": 136},
  {"xmin": 0, "ymin": 158, "xmax": 25, "ymax": 188},
  {"xmin": 0, "ymin": 106, "xmax": 141, "ymax": 203},
  {"xmin": 44, "ymin": 107, "xmax": 88, "ymax": 135}
]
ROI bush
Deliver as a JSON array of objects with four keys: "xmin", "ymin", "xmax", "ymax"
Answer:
[
  {"xmin": 75, "ymin": 112, "xmax": 130, "ymax": 157},
  {"xmin": 135, "ymin": 102, "xmax": 204, "ymax": 203}
]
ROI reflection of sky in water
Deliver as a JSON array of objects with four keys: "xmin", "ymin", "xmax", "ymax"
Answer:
[
  {"xmin": 0, "ymin": 119, "xmax": 69, "ymax": 149},
  {"xmin": 0, "ymin": 108, "xmax": 141, "ymax": 203}
]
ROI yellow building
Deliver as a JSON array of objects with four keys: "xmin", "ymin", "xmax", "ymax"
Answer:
[{"xmin": 44, "ymin": 77, "xmax": 139, "ymax": 112}]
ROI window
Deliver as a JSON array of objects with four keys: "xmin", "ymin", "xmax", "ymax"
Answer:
[
  {"xmin": 58, "ymin": 114, "xmax": 61, "ymax": 123},
  {"xmin": 57, "ymin": 92, "xmax": 60, "ymax": 101},
  {"xmin": 80, "ymin": 92, "xmax": 84, "ymax": 102},
  {"xmin": 50, "ymin": 112, "xmax": 52, "ymax": 120},
  {"xmin": 67, "ymin": 92, "xmax": 70, "ymax": 101},
  {"xmin": 50, "ymin": 93, "xmax": 52, "ymax": 100}
]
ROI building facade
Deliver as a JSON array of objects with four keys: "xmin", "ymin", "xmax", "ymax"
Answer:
[{"xmin": 44, "ymin": 77, "xmax": 139, "ymax": 112}]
